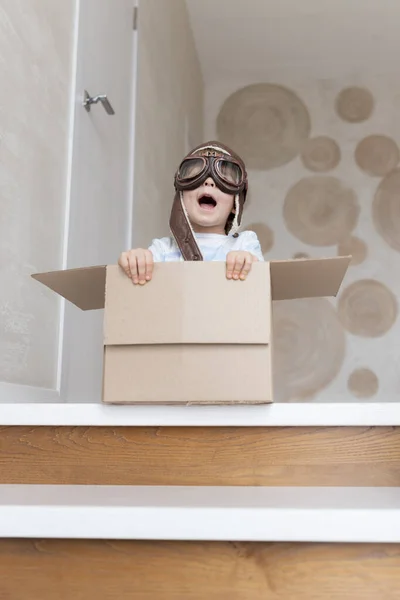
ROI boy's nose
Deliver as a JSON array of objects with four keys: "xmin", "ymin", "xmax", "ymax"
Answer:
[{"xmin": 204, "ymin": 177, "xmax": 215, "ymax": 187}]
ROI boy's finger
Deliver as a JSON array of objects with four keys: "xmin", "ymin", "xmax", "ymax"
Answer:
[
  {"xmin": 126, "ymin": 251, "xmax": 139, "ymax": 283},
  {"xmin": 118, "ymin": 253, "xmax": 130, "ymax": 277},
  {"xmin": 232, "ymin": 255, "xmax": 244, "ymax": 279},
  {"xmin": 239, "ymin": 255, "xmax": 252, "ymax": 280},
  {"xmin": 226, "ymin": 254, "xmax": 235, "ymax": 279},
  {"xmin": 145, "ymin": 251, "xmax": 154, "ymax": 281},
  {"xmin": 128, "ymin": 254, "xmax": 139, "ymax": 284},
  {"xmin": 137, "ymin": 252, "xmax": 147, "ymax": 285}
]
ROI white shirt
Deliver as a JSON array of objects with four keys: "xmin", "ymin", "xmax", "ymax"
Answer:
[{"xmin": 148, "ymin": 230, "xmax": 264, "ymax": 262}]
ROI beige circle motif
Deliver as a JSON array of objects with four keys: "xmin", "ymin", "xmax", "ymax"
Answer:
[
  {"xmin": 283, "ymin": 176, "xmax": 360, "ymax": 246},
  {"xmin": 337, "ymin": 236, "xmax": 367, "ymax": 266},
  {"xmin": 355, "ymin": 135, "xmax": 399, "ymax": 177},
  {"xmin": 335, "ymin": 87, "xmax": 374, "ymax": 123},
  {"xmin": 273, "ymin": 298, "xmax": 345, "ymax": 402},
  {"xmin": 301, "ymin": 136, "xmax": 341, "ymax": 172},
  {"xmin": 217, "ymin": 83, "xmax": 311, "ymax": 170},
  {"xmin": 338, "ymin": 279, "xmax": 397, "ymax": 337},
  {"xmin": 246, "ymin": 222, "xmax": 274, "ymax": 254},
  {"xmin": 348, "ymin": 368, "xmax": 379, "ymax": 398},
  {"xmin": 373, "ymin": 168, "xmax": 400, "ymax": 252}
]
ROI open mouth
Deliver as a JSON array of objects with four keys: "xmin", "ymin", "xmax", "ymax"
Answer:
[{"xmin": 198, "ymin": 195, "xmax": 217, "ymax": 211}]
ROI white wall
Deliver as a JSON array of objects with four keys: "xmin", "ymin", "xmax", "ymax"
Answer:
[
  {"xmin": 132, "ymin": 0, "xmax": 204, "ymax": 247},
  {"xmin": 0, "ymin": 0, "xmax": 76, "ymax": 388}
]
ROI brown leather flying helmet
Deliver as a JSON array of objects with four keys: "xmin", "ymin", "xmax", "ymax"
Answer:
[{"xmin": 169, "ymin": 141, "xmax": 248, "ymax": 261}]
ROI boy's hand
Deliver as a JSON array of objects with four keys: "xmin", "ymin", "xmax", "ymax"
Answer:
[
  {"xmin": 226, "ymin": 251, "xmax": 258, "ymax": 281},
  {"xmin": 118, "ymin": 249, "xmax": 154, "ymax": 285}
]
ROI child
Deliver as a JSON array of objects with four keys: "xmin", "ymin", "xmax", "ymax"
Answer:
[{"xmin": 118, "ymin": 141, "xmax": 264, "ymax": 284}]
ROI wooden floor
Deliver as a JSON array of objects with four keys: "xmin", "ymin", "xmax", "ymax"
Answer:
[
  {"xmin": 0, "ymin": 425, "xmax": 399, "ymax": 486},
  {"xmin": 1, "ymin": 539, "xmax": 400, "ymax": 599},
  {"xmin": 0, "ymin": 425, "xmax": 399, "ymax": 598}
]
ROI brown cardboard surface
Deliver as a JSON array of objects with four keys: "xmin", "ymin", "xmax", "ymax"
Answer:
[
  {"xmin": 32, "ymin": 266, "xmax": 106, "ymax": 310},
  {"xmin": 104, "ymin": 263, "xmax": 271, "ymax": 345},
  {"xmin": 32, "ymin": 256, "xmax": 350, "ymax": 405},
  {"xmin": 270, "ymin": 256, "xmax": 351, "ymax": 301},
  {"xmin": 103, "ymin": 344, "xmax": 272, "ymax": 404}
]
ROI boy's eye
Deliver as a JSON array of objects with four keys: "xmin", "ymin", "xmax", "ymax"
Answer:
[
  {"xmin": 179, "ymin": 159, "xmax": 204, "ymax": 179},
  {"xmin": 218, "ymin": 160, "xmax": 241, "ymax": 184}
]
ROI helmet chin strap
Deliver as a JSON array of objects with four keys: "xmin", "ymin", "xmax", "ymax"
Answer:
[
  {"xmin": 179, "ymin": 191, "xmax": 197, "ymax": 239},
  {"xmin": 229, "ymin": 194, "xmax": 240, "ymax": 237}
]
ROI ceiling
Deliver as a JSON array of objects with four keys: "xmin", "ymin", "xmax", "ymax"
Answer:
[{"xmin": 185, "ymin": 0, "xmax": 400, "ymax": 83}]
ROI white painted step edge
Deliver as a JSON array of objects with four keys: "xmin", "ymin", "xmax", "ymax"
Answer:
[
  {"xmin": 0, "ymin": 402, "xmax": 400, "ymax": 426},
  {"xmin": 0, "ymin": 485, "xmax": 399, "ymax": 542}
]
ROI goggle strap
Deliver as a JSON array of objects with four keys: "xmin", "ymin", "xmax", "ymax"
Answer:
[{"xmin": 192, "ymin": 145, "xmax": 231, "ymax": 157}]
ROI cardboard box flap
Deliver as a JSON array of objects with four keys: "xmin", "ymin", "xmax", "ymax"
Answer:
[
  {"xmin": 270, "ymin": 256, "xmax": 351, "ymax": 301},
  {"xmin": 104, "ymin": 262, "xmax": 271, "ymax": 345},
  {"xmin": 32, "ymin": 266, "xmax": 107, "ymax": 310}
]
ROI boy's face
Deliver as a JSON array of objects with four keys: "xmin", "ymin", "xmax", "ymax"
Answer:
[{"xmin": 182, "ymin": 177, "xmax": 235, "ymax": 235}]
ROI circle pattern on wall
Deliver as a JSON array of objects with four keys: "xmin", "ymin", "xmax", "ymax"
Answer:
[
  {"xmin": 373, "ymin": 168, "xmax": 400, "ymax": 252},
  {"xmin": 283, "ymin": 176, "xmax": 359, "ymax": 246},
  {"xmin": 245, "ymin": 222, "xmax": 274, "ymax": 254},
  {"xmin": 337, "ymin": 236, "xmax": 367, "ymax": 266},
  {"xmin": 216, "ymin": 83, "xmax": 311, "ymax": 170},
  {"xmin": 273, "ymin": 298, "xmax": 346, "ymax": 402},
  {"xmin": 335, "ymin": 87, "xmax": 374, "ymax": 123},
  {"xmin": 355, "ymin": 135, "xmax": 399, "ymax": 177},
  {"xmin": 338, "ymin": 279, "xmax": 397, "ymax": 337},
  {"xmin": 348, "ymin": 368, "xmax": 379, "ymax": 398},
  {"xmin": 301, "ymin": 136, "xmax": 341, "ymax": 172}
]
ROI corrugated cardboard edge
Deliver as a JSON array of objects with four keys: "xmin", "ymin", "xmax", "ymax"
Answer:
[
  {"xmin": 102, "ymin": 267, "xmax": 111, "ymax": 403},
  {"xmin": 101, "ymin": 346, "xmax": 107, "ymax": 404},
  {"xmin": 102, "ymin": 398, "xmax": 271, "ymax": 406},
  {"xmin": 268, "ymin": 264, "xmax": 274, "ymax": 402}
]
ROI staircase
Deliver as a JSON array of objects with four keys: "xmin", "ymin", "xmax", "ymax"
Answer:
[{"xmin": 0, "ymin": 424, "xmax": 399, "ymax": 598}]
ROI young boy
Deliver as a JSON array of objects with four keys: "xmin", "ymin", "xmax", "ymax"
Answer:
[{"xmin": 118, "ymin": 141, "xmax": 264, "ymax": 284}]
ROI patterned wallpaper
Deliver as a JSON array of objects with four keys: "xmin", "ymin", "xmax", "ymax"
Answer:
[{"xmin": 207, "ymin": 79, "xmax": 400, "ymax": 403}]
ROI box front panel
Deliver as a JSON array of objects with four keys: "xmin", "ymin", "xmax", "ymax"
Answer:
[
  {"xmin": 103, "ymin": 345, "xmax": 272, "ymax": 405},
  {"xmin": 104, "ymin": 263, "xmax": 271, "ymax": 345}
]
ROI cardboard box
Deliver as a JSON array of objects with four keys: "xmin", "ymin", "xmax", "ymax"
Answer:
[{"xmin": 32, "ymin": 257, "xmax": 350, "ymax": 405}]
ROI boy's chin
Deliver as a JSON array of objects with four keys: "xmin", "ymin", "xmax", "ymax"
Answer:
[
  {"xmin": 192, "ymin": 216, "xmax": 222, "ymax": 229},
  {"xmin": 190, "ymin": 219, "xmax": 221, "ymax": 232}
]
